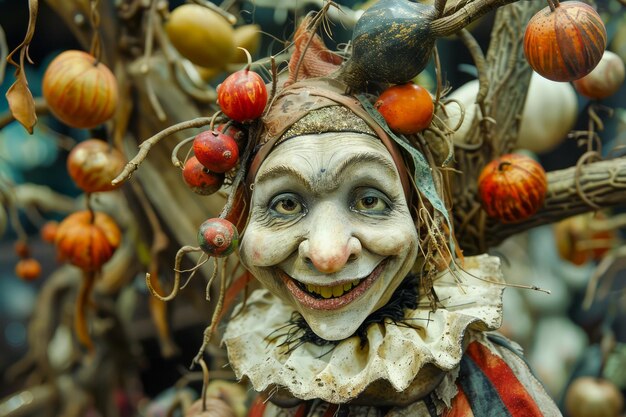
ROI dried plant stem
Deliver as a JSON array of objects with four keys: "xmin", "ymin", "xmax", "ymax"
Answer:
[
  {"xmin": 433, "ymin": 46, "xmax": 443, "ymax": 107},
  {"xmin": 171, "ymin": 136, "xmax": 196, "ymax": 168},
  {"xmin": 112, "ymin": 117, "xmax": 214, "ymax": 185},
  {"xmin": 0, "ymin": 180, "xmax": 28, "ymax": 242},
  {"xmin": 458, "ymin": 29, "xmax": 488, "ymax": 117},
  {"xmin": 192, "ymin": 259, "xmax": 228, "ymax": 366},
  {"xmin": 89, "ymin": 0, "xmax": 102, "ymax": 60},
  {"xmin": 145, "ymin": 77, "xmax": 167, "ymax": 122},
  {"xmin": 146, "ymin": 245, "xmax": 203, "ymax": 301},
  {"xmin": 219, "ymin": 137, "xmax": 254, "ymax": 218},
  {"xmin": 292, "ymin": 1, "xmax": 336, "ymax": 84},
  {"xmin": 431, "ymin": 0, "xmax": 519, "ymax": 37},
  {"xmin": 140, "ymin": 0, "xmax": 158, "ymax": 73},
  {"xmin": 435, "ymin": 0, "xmax": 448, "ymax": 17},
  {"xmin": 75, "ymin": 271, "xmax": 96, "ymax": 351},
  {"xmin": 130, "ymin": 181, "xmax": 169, "ymax": 280},
  {"xmin": 199, "ymin": 358, "xmax": 210, "ymax": 412},
  {"xmin": 574, "ymin": 151, "xmax": 603, "ymax": 210}
]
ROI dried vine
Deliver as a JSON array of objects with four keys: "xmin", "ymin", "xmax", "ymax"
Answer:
[{"xmin": 451, "ymin": 1, "xmax": 539, "ymax": 253}]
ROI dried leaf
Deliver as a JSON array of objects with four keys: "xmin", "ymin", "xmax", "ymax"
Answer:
[
  {"xmin": 6, "ymin": 68, "xmax": 37, "ymax": 134},
  {"xmin": 4, "ymin": 0, "xmax": 39, "ymax": 134}
]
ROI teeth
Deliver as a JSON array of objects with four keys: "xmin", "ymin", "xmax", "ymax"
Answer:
[
  {"xmin": 332, "ymin": 285, "xmax": 343, "ymax": 297},
  {"xmin": 302, "ymin": 279, "xmax": 362, "ymax": 299},
  {"xmin": 320, "ymin": 287, "xmax": 333, "ymax": 298}
]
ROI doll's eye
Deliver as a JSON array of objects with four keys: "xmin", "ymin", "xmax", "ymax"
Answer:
[
  {"xmin": 352, "ymin": 189, "xmax": 391, "ymax": 214},
  {"xmin": 270, "ymin": 194, "xmax": 305, "ymax": 216}
]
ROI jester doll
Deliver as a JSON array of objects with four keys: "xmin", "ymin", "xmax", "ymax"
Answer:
[{"xmin": 210, "ymin": 7, "xmax": 563, "ymax": 417}]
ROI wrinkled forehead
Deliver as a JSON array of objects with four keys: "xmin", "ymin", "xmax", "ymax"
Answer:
[
  {"xmin": 246, "ymin": 95, "xmax": 411, "ymax": 198},
  {"xmin": 257, "ymin": 132, "xmax": 398, "ymax": 179}
]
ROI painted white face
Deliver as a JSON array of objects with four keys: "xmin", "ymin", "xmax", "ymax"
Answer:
[{"xmin": 240, "ymin": 132, "xmax": 418, "ymax": 340}]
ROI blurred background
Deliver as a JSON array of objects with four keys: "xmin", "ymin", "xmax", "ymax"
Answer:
[{"xmin": 0, "ymin": 0, "xmax": 625, "ymax": 416}]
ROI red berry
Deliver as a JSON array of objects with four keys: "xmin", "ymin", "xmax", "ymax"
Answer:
[
  {"xmin": 193, "ymin": 130, "xmax": 239, "ymax": 173},
  {"xmin": 197, "ymin": 218, "xmax": 238, "ymax": 257},
  {"xmin": 182, "ymin": 156, "xmax": 225, "ymax": 195},
  {"xmin": 217, "ymin": 123, "xmax": 245, "ymax": 144},
  {"xmin": 217, "ymin": 69, "xmax": 267, "ymax": 122}
]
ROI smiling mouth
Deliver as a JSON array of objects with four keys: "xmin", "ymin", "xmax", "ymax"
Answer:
[
  {"xmin": 298, "ymin": 279, "xmax": 362, "ymax": 299},
  {"xmin": 279, "ymin": 260, "xmax": 387, "ymax": 310}
]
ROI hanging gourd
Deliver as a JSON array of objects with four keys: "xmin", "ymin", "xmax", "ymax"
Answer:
[
  {"xmin": 55, "ymin": 210, "xmax": 121, "ymax": 271},
  {"xmin": 15, "ymin": 258, "xmax": 42, "ymax": 281},
  {"xmin": 67, "ymin": 139, "xmax": 126, "ymax": 193},
  {"xmin": 54, "ymin": 210, "xmax": 121, "ymax": 351},
  {"xmin": 478, "ymin": 154, "xmax": 548, "ymax": 223},
  {"xmin": 523, "ymin": 0, "xmax": 607, "ymax": 82},
  {"xmin": 42, "ymin": 50, "xmax": 118, "ymax": 128}
]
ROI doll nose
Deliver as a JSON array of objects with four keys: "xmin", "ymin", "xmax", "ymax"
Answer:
[{"xmin": 299, "ymin": 206, "xmax": 362, "ymax": 273}]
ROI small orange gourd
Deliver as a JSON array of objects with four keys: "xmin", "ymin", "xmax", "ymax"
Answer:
[
  {"xmin": 43, "ymin": 50, "xmax": 118, "ymax": 128},
  {"xmin": 55, "ymin": 211, "xmax": 121, "ymax": 271},
  {"xmin": 15, "ymin": 258, "xmax": 42, "ymax": 281}
]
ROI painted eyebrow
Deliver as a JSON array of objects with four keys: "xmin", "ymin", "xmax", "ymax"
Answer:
[
  {"xmin": 254, "ymin": 152, "xmax": 399, "ymax": 193},
  {"xmin": 329, "ymin": 153, "xmax": 398, "ymax": 187},
  {"xmin": 255, "ymin": 163, "xmax": 313, "ymax": 188}
]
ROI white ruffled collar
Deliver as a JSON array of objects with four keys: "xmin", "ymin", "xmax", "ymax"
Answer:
[{"xmin": 223, "ymin": 254, "xmax": 505, "ymax": 404}]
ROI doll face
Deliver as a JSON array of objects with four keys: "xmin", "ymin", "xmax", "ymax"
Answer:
[{"xmin": 241, "ymin": 133, "xmax": 418, "ymax": 340}]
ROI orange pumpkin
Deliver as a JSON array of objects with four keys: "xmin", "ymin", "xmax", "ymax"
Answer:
[
  {"xmin": 478, "ymin": 154, "xmax": 548, "ymax": 223},
  {"xmin": 15, "ymin": 258, "xmax": 42, "ymax": 281},
  {"xmin": 42, "ymin": 50, "xmax": 118, "ymax": 128},
  {"xmin": 523, "ymin": 1, "xmax": 607, "ymax": 82},
  {"xmin": 67, "ymin": 139, "xmax": 126, "ymax": 193},
  {"xmin": 55, "ymin": 211, "xmax": 121, "ymax": 271}
]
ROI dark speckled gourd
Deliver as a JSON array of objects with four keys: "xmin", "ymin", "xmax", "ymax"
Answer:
[{"xmin": 339, "ymin": 0, "xmax": 438, "ymax": 88}]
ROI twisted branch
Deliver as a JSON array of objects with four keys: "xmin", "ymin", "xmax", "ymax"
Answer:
[{"xmin": 460, "ymin": 158, "xmax": 626, "ymax": 254}]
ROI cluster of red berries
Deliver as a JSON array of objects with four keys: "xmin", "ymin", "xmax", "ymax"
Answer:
[{"xmin": 185, "ymin": 62, "xmax": 267, "ymax": 257}]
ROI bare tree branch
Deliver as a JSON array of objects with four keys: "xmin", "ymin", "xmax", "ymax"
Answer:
[{"xmin": 459, "ymin": 157, "xmax": 626, "ymax": 254}]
